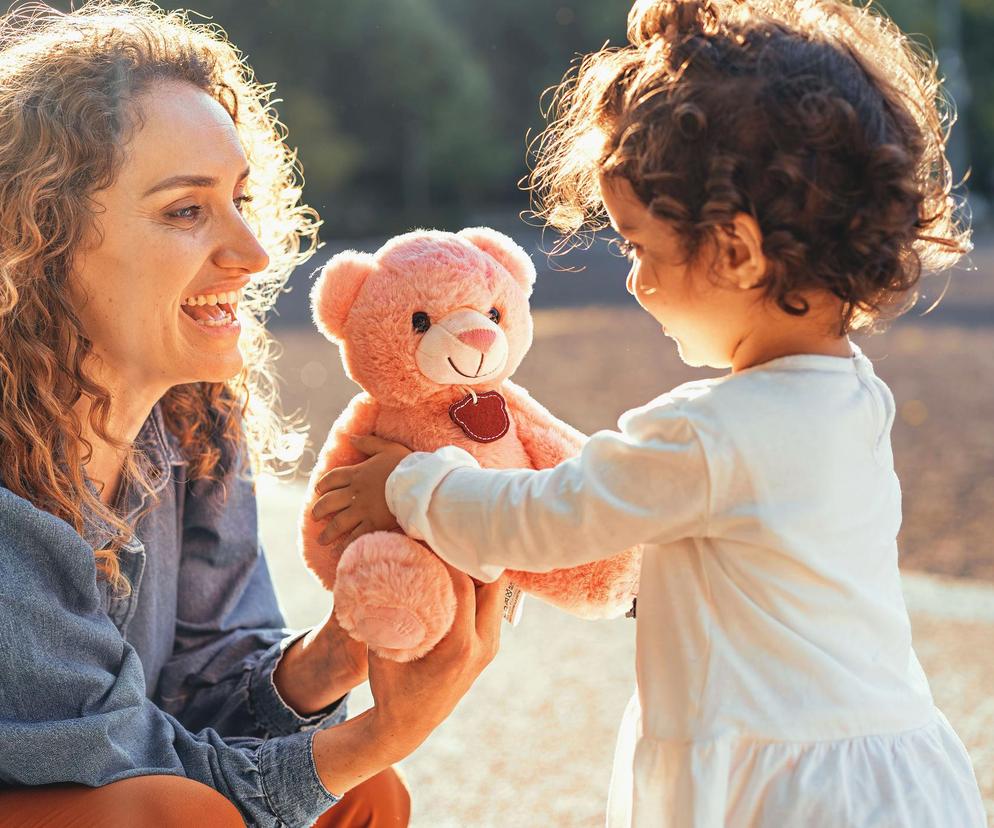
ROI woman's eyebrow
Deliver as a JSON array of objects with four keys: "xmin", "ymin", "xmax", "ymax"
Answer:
[{"xmin": 142, "ymin": 167, "xmax": 250, "ymax": 198}]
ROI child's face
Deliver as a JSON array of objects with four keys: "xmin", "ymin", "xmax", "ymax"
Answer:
[{"xmin": 599, "ymin": 175, "xmax": 757, "ymax": 370}]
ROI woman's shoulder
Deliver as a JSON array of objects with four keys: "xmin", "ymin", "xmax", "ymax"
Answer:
[
  {"xmin": 0, "ymin": 483, "xmax": 75, "ymax": 539},
  {"xmin": 0, "ymin": 484, "xmax": 105, "ymax": 613}
]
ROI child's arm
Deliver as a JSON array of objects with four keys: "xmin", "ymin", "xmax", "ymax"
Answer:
[
  {"xmin": 315, "ymin": 406, "xmax": 710, "ymax": 582},
  {"xmin": 498, "ymin": 379, "xmax": 641, "ymax": 619}
]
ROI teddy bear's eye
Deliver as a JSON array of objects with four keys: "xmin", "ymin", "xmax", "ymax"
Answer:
[
  {"xmin": 488, "ymin": 307, "xmax": 501, "ymax": 325},
  {"xmin": 412, "ymin": 312, "xmax": 431, "ymax": 334}
]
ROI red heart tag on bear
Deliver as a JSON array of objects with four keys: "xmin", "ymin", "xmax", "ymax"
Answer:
[{"xmin": 449, "ymin": 390, "xmax": 510, "ymax": 443}]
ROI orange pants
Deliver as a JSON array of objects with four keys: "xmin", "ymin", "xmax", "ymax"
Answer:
[{"xmin": 0, "ymin": 767, "xmax": 410, "ymax": 827}]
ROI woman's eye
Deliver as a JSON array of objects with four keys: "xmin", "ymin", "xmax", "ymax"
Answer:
[
  {"xmin": 488, "ymin": 307, "xmax": 501, "ymax": 324},
  {"xmin": 412, "ymin": 311, "xmax": 431, "ymax": 333},
  {"xmin": 169, "ymin": 205, "xmax": 201, "ymax": 220},
  {"xmin": 234, "ymin": 194, "xmax": 254, "ymax": 214}
]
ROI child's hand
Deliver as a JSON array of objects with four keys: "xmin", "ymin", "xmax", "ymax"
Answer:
[{"xmin": 311, "ymin": 435, "xmax": 412, "ymax": 544}]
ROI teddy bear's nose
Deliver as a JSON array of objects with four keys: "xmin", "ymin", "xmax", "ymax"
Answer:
[{"xmin": 457, "ymin": 328, "xmax": 497, "ymax": 353}]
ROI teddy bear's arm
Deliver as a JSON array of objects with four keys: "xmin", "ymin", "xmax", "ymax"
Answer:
[
  {"xmin": 500, "ymin": 380, "xmax": 642, "ymax": 620},
  {"xmin": 501, "ymin": 379, "xmax": 587, "ymax": 469},
  {"xmin": 299, "ymin": 392, "xmax": 381, "ymax": 590}
]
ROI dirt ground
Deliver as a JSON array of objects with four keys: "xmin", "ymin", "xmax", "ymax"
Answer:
[
  {"xmin": 261, "ymin": 480, "xmax": 994, "ymax": 827},
  {"xmin": 262, "ymin": 239, "xmax": 993, "ymax": 825}
]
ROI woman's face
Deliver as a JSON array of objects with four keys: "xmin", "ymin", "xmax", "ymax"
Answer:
[{"xmin": 72, "ymin": 80, "xmax": 269, "ymax": 398}]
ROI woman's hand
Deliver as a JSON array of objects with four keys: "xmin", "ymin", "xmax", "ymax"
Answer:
[
  {"xmin": 311, "ymin": 435, "xmax": 411, "ymax": 544},
  {"xmin": 273, "ymin": 610, "xmax": 369, "ymax": 716},
  {"xmin": 312, "ymin": 563, "xmax": 506, "ymax": 795},
  {"xmin": 365, "ymin": 563, "xmax": 505, "ymax": 754}
]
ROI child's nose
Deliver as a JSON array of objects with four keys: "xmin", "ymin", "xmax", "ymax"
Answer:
[{"xmin": 457, "ymin": 328, "xmax": 497, "ymax": 353}]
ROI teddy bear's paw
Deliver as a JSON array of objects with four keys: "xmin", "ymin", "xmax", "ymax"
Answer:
[
  {"xmin": 351, "ymin": 605, "xmax": 426, "ymax": 652},
  {"xmin": 333, "ymin": 531, "xmax": 458, "ymax": 662}
]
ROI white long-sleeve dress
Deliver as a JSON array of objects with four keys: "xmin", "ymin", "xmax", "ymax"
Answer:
[{"xmin": 386, "ymin": 348, "xmax": 986, "ymax": 828}]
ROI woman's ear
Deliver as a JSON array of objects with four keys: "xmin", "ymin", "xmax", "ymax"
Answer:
[
  {"xmin": 721, "ymin": 214, "xmax": 767, "ymax": 290},
  {"xmin": 310, "ymin": 251, "xmax": 377, "ymax": 342},
  {"xmin": 458, "ymin": 227, "xmax": 537, "ymax": 297}
]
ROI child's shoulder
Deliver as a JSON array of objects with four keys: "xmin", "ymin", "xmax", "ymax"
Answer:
[{"xmin": 622, "ymin": 352, "xmax": 878, "ymax": 446}]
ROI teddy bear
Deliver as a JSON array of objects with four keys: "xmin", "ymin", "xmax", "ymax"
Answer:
[{"xmin": 298, "ymin": 228, "xmax": 641, "ymax": 662}]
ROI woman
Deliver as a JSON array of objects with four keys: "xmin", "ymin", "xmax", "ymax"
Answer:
[{"xmin": 0, "ymin": 3, "xmax": 504, "ymax": 826}]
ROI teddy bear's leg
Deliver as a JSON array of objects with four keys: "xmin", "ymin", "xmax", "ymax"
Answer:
[
  {"xmin": 511, "ymin": 548, "xmax": 642, "ymax": 620},
  {"xmin": 333, "ymin": 531, "xmax": 457, "ymax": 662}
]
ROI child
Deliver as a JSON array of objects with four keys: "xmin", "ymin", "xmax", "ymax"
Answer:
[{"xmin": 312, "ymin": 0, "xmax": 987, "ymax": 825}]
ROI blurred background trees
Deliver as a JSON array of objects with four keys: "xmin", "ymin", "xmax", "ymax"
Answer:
[{"xmin": 55, "ymin": 0, "xmax": 992, "ymax": 236}]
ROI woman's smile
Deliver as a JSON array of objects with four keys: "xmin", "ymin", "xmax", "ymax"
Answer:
[{"xmin": 179, "ymin": 287, "xmax": 245, "ymax": 332}]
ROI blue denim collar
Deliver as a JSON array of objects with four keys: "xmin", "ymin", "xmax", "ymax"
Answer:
[
  {"xmin": 83, "ymin": 401, "xmax": 186, "ymax": 552},
  {"xmin": 146, "ymin": 401, "xmax": 186, "ymax": 471}
]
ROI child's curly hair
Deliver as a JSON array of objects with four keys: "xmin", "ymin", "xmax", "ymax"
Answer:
[{"xmin": 529, "ymin": 0, "xmax": 971, "ymax": 331}]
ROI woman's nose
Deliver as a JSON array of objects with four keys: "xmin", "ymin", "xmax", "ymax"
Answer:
[{"xmin": 215, "ymin": 214, "xmax": 270, "ymax": 275}]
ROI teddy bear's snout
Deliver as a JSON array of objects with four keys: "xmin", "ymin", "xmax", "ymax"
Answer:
[{"xmin": 457, "ymin": 328, "xmax": 497, "ymax": 354}]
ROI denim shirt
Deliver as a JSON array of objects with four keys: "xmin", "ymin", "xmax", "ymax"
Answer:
[{"xmin": 0, "ymin": 404, "xmax": 345, "ymax": 827}]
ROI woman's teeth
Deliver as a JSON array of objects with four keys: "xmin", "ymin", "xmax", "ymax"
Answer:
[
  {"xmin": 180, "ymin": 290, "xmax": 242, "ymax": 328},
  {"xmin": 182, "ymin": 290, "xmax": 241, "ymax": 307},
  {"xmin": 200, "ymin": 310, "xmax": 235, "ymax": 327}
]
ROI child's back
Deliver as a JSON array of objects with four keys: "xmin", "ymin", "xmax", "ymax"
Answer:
[{"xmin": 609, "ymin": 349, "xmax": 978, "ymax": 825}]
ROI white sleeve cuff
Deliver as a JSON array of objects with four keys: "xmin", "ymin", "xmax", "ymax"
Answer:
[
  {"xmin": 385, "ymin": 447, "xmax": 505, "ymax": 583},
  {"xmin": 385, "ymin": 446, "xmax": 480, "ymax": 540}
]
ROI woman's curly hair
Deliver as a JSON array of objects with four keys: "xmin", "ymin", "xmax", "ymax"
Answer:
[
  {"xmin": 529, "ymin": 0, "xmax": 971, "ymax": 330},
  {"xmin": 0, "ymin": 1, "xmax": 319, "ymax": 590}
]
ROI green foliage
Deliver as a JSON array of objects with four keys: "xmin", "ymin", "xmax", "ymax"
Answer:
[
  {"xmin": 879, "ymin": 0, "xmax": 994, "ymax": 197},
  {"xmin": 45, "ymin": 1, "xmax": 994, "ymax": 233},
  {"xmin": 150, "ymin": 0, "xmax": 629, "ymax": 235}
]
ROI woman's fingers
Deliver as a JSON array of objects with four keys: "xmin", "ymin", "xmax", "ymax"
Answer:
[
  {"xmin": 318, "ymin": 507, "xmax": 363, "ymax": 545},
  {"xmin": 435, "ymin": 561, "xmax": 501, "ymax": 663},
  {"xmin": 436, "ymin": 560, "xmax": 476, "ymax": 642},
  {"xmin": 473, "ymin": 576, "xmax": 507, "ymax": 652},
  {"xmin": 311, "ymin": 488, "xmax": 354, "ymax": 520}
]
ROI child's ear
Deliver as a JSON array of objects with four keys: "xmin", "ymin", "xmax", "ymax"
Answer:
[
  {"xmin": 458, "ymin": 227, "xmax": 537, "ymax": 297},
  {"xmin": 311, "ymin": 251, "xmax": 377, "ymax": 341},
  {"xmin": 721, "ymin": 214, "xmax": 767, "ymax": 290}
]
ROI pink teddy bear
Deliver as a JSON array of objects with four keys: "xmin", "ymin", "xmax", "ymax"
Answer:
[{"xmin": 299, "ymin": 228, "xmax": 641, "ymax": 662}]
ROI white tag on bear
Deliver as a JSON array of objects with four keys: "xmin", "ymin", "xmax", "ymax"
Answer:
[{"xmin": 503, "ymin": 581, "xmax": 525, "ymax": 626}]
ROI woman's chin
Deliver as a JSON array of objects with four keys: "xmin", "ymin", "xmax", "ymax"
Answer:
[
  {"xmin": 205, "ymin": 356, "xmax": 244, "ymax": 384},
  {"xmin": 175, "ymin": 315, "xmax": 245, "ymax": 383},
  {"xmin": 174, "ymin": 351, "xmax": 244, "ymax": 386}
]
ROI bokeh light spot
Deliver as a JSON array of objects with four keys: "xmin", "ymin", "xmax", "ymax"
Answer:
[
  {"xmin": 900, "ymin": 399, "xmax": 929, "ymax": 427},
  {"xmin": 301, "ymin": 360, "xmax": 328, "ymax": 389}
]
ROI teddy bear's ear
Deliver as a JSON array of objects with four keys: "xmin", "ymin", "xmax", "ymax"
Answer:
[
  {"xmin": 458, "ymin": 227, "xmax": 536, "ymax": 297},
  {"xmin": 310, "ymin": 251, "xmax": 377, "ymax": 342}
]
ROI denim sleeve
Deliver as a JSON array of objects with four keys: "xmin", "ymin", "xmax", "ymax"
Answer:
[
  {"xmin": 154, "ymin": 462, "xmax": 345, "ymax": 739},
  {"xmin": 0, "ymin": 487, "xmax": 337, "ymax": 827}
]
